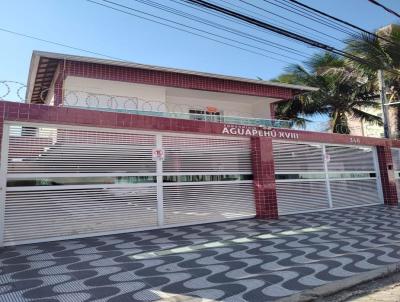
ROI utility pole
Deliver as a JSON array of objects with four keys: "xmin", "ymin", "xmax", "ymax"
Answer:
[{"xmin": 378, "ymin": 69, "xmax": 390, "ymax": 138}]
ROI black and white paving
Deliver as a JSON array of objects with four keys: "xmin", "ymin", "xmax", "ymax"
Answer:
[{"xmin": 2, "ymin": 205, "xmax": 400, "ymax": 301}]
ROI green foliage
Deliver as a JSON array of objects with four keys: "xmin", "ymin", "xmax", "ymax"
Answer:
[{"xmin": 273, "ymin": 40, "xmax": 394, "ymax": 133}]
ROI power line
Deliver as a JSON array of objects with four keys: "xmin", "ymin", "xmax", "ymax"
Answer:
[
  {"xmin": 272, "ymin": 0, "xmax": 369, "ymax": 39},
  {"xmin": 262, "ymin": 0, "xmax": 360, "ymax": 39},
  {"xmin": 287, "ymin": 0, "xmax": 400, "ymax": 46},
  {"xmin": 0, "ymin": 3, "xmax": 302, "ymax": 65},
  {"xmin": 130, "ymin": 0, "xmax": 313, "ymax": 59},
  {"xmin": 0, "ymin": 27, "xmax": 124, "ymax": 61},
  {"xmin": 170, "ymin": 0, "xmax": 321, "ymax": 55},
  {"xmin": 184, "ymin": 0, "xmax": 374, "ymax": 63},
  {"xmin": 277, "ymin": 0, "xmax": 359, "ymax": 34},
  {"xmin": 94, "ymin": 0, "xmax": 305, "ymax": 61},
  {"xmin": 184, "ymin": 0, "xmax": 400, "ymax": 77},
  {"xmin": 208, "ymin": 0, "xmax": 338, "ymax": 45},
  {"xmin": 368, "ymin": 0, "xmax": 400, "ymax": 18},
  {"xmin": 86, "ymin": 0, "xmax": 296, "ymax": 64},
  {"xmin": 237, "ymin": 0, "xmax": 346, "ymax": 45}
]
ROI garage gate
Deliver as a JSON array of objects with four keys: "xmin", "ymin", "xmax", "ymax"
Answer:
[
  {"xmin": 273, "ymin": 141, "xmax": 383, "ymax": 215},
  {"xmin": 0, "ymin": 123, "xmax": 255, "ymax": 246}
]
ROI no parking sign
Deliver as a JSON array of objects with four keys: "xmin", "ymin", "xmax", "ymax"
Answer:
[{"xmin": 152, "ymin": 148, "xmax": 165, "ymax": 161}]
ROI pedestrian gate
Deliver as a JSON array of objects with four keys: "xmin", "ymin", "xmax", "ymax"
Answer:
[
  {"xmin": 273, "ymin": 141, "xmax": 383, "ymax": 214},
  {"xmin": 0, "ymin": 123, "xmax": 255, "ymax": 246},
  {"xmin": 391, "ymin": 148, "xmax": 400, "ymax": 200}
]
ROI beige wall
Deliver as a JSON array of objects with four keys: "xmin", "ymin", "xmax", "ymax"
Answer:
[
  {"xmin": 347, "ymin": 105, "xmax": 384, "ymax": 138},
  {"xmin": 63, "ymin": 76, "xmax": 275, "ymax": 119},
  {"xmin": 166, "ymin": 87, "xmax": 272, "ymax": 118},
  {"xmin": 64, "ymin": 76, "xmax": 167, "ymax": 111}
]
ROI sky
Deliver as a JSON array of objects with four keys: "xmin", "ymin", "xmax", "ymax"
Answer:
[{"xmin": 1, "ymin": 0, "xmax": 400, "ymax": 97}]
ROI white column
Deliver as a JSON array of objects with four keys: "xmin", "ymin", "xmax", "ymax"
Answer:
[
  {"xmin": 372, "ymin": 147, "xmax": 384, "ymax": 203},
  {"xmin": 156, "ymin": 134, "xmax": 164, "ymax": 226},
  {"xmin": 0, "ymin": 124, "xmax": 10, "ymax": 246},
  {"xmin": 322, "ymin": 144, "xmax": 333, "ymax": 208}
]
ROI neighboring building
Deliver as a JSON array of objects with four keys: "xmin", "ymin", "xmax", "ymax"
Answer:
[
  {"xmin": 347, "ymin": 24, "xmax": 400, "ymax": 138},
  {"xmin": 347, "ymin": 100, "xmax": 400, "ymax": 139},
  {"xmin": 348, "ymin": 103, "xmax": 384, "ymax": 138}
]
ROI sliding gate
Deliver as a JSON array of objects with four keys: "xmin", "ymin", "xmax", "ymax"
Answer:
[
  {"xmin": 273, "ymin": 141, "xmax": 383, "ymax": 214},
  {"xmin": 0, "ymin": 123, "xmax": 255, "ymax": 246}
]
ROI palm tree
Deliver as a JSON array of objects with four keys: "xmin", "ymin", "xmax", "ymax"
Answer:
[
  {"xmin": 345, "ymin": 24, "xmax": 400, "ymax": 137},
  {"xmin": 274, "ymin": 52, "xmax": 382, "ymax": 134}
]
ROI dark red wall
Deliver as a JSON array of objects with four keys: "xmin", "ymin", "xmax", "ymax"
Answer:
[{"xmin": 0, "ymin": 100, "xmax": 398, "ymax": 217}]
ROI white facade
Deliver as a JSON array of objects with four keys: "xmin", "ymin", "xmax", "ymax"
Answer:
[{"xmin": 62, "ymin": 76, "xmax": 275, "ymax": 119}]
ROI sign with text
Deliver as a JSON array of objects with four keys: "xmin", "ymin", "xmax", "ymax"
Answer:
[
  {"xmin": 152, "ymin": 148, "xmax": 165, "ymax": 161},
  {"xmin": 222, "ymin": 124, "xmax": 300, "ymax": 140}
]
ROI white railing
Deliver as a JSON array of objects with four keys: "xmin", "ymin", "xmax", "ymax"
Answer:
[
  {"xmin": 63, "ymin": 90, "xmax": 294, "ymax": 128},
  {"xmin": 2, "ymin": 81, "xmax": 376, "ymax": 133},
  {"xmin": 0, "ymin": 81, "xmax": 293, "ymax": 128}
]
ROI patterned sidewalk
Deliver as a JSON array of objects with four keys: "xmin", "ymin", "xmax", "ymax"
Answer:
[{"xmin": 2, "ymin": 205, "xmax": 400, "ymax": 302}]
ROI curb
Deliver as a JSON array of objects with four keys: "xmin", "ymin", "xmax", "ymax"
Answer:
[{"xmin": 276, "ymin": 262, "xmax": 400, "ymax": 302}]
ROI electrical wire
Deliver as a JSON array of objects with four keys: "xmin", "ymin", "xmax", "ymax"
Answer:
[
  {"xmin": 0, "ymin": 1, "xmax": 307, "ymax": 64},
  {"xmin": 262, "ymin": 0, "xmax": 360, "ymax": 39},
  {"xmin": 87, "ymin": 0, "xmax": 297, "ymax": 64},
  {"xmin": 203, "ymin": 0, "xmax": 337, "ymax": 45},
  {"xmin": 0, "ymin": 27, "xmax": 125, "ymax": 61},
  {"xmin": 130, "ymin": 0, "xmax": 313, "ymax": 59},
  {"xmin": 236, "ymin": 0, "xmax": 346, "ymax": 45},
  {"xmin": 169, "ymin": 0, "xmax": 322, "ymax": 55},
  {"xmin": 286, "ymin": 0, "xmax": 400, "ymax": 47},
  {"xmin": 368, "ymin": 0, "xmax": 400, "ymax": 18},
  {"xmin": 184, "ymin": 0, "xmax": 400, "ymax": 76},
  {"xmin": 269, "ymin": 0, "xmax": 362, "ymax": 38},
  {"xmin": 97, "ymin": 0, "xmax": 307, "ymax": 61},
  {"xmin": 239, "ymin": 0, "xmax": 343, "ymax": 43}
]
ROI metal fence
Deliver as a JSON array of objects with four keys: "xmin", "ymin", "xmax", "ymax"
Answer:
[
  {"xmin": 1, "ymin": 80, "xmax": 379, "ymax": 134},
  {"xmin": 0, "ymin": 81, "xmax": 294, "ymax": 128}
]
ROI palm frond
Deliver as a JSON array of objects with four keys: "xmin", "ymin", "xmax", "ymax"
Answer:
[
  {"xmin": 351, "ymin": 108, "xmax": 383, "ymax": 126},
  {"xmin": 305, "ymin": 52, "xmax": 344, "ymax": 74},
  {"xmin": 346, "ymin": 32, "xmax": 391, "ymax": 71}
]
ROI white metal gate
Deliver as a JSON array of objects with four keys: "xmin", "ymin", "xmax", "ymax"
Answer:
[
  {"xmin": 273, "ymin": 141, "xmax": 383, "ymax": 215},
  {"xmin": 391, "ymin": 148, "xmax": 400, "ymax": 200},
  {"xmin": 0, "ymin": 123, "xmax": 255, "ymax": 246}
]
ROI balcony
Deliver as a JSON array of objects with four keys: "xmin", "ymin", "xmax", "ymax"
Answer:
[
  {"xmin": 0, "ymin": 81, "xmax": 293, "ymax": 129},
  {"xmin": 61, "ymin": 90, "xmax": 294, "ymax": 128}
]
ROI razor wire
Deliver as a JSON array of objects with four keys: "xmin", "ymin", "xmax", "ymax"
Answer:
[
  {"xmin": 0, "ymin": 81, "xmax": 27, "ymax": 102},
  {"xmin": 62, "ymin": 89, "xmax": 294, "ymax": 128},
  {"xmin": 0, "ymin": 81, "xmax": 379, "ymax": 134}
]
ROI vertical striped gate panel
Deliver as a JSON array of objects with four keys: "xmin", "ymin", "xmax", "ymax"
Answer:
[
  {"xmin": 391, "ymin": 148, "xmax": 400, "ymax": 200},
  {"xmin": 273, "ymin": 141, "xmax": 329, "ymax": 214},
  {"xmin": 162, "ymin": 135, "xmax": 255, "ymax": 225},
  {"xmin": 325, "ymin": 145, "xmax": 381, "ymax": 208},
  {"xmin": 3, "ymin": 124, "xmax": 158, "ymax": 245}
]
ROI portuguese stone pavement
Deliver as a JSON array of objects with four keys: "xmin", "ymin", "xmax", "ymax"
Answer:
[{"xmin": 2, "ymin": 205, "xmax": 400, "ymax": 302}]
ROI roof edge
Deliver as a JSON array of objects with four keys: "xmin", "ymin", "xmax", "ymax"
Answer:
[
  {"xmin": 31, "ymin": 50, "xmax": 319, "ymax": 93},
  {"xmin": 25, "ymin": 52, "xmax": 41, "ymax": 102}
]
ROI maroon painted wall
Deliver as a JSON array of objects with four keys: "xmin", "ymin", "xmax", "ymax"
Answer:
[{"xmin": 0, "ymin": 100, "xmax": 398, "ymax": 217}]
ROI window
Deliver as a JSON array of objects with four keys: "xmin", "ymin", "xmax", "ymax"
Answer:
[{"xmin": 189, "ymin": 109, "xmax": 223, "ymax": 122}]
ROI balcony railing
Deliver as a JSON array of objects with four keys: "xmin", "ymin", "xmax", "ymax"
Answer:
[
  {"xmin": 69, "ymin": 105, "xmax": 294, "ymax": 128},
  {"xmin": 62, "ymin": 90, "xmax": 293, "ymax": 128},
  {"xmin": 0, "ymin": 82, "xmax": 293, "ymax": 128}
]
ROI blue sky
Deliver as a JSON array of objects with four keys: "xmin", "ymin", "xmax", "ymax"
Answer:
[{"xmin": 1, "ymin": 0, "xmax": 400, "ymax": 86}]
